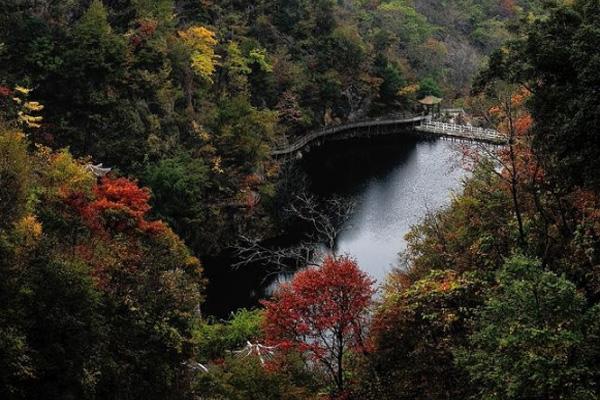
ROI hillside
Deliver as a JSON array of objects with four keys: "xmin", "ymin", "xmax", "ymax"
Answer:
[
  {"xmin": 3, "ymin": 0, "xmax": 599, "ymax": 399},
  {"xmin": 1, "ymin": 0, "xmax": 534, "ymax": 256}
]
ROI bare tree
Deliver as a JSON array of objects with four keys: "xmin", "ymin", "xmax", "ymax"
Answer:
[
  {"xmin": 287, "ymin": 193, "xmax": 356, "ymax": 251},
  {"xmin": 232, "ymin": 235, "xmax": 321, "ymax": 274},
  {"xmin": 233, "ymin": 194, "xmax": 357, "ymax": 272}
]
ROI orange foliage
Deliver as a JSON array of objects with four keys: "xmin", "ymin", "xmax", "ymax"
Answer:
[
  {"xmin": 487, "ymin": 87, "xmax": 543, "ymax": 186},
  {"xmin": 515, "ymin": 114, "xmax": 533, "ymax": 136},
  {"xmin": 131, "ymin": 18, "xmax": 158, "ymax": 46},
  {"xmin": 510, "ymin": 87, "xmax": 530, "ymax": 108},
  {"xmin": 243, "ymin": 173, "xmax": 264, "ymax": 188},
  {"xmin": 78, "ymin": 177, "xmax": 164, "ymax": 234}
]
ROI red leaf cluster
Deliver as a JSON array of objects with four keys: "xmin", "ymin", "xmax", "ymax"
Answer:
[
  {"xmin": 131, "ymin": 18, "xmax": 158, "ymax": 47},
  {"xmin": 0, "ymin": 85, "xmax": 13, "ymax": 97},
  {"xmin": 514, "ymin": 114, "xmax": 533, "ymax": 136},
  {"xmin": 79, "ymin": 177, "xmax": 164, "ymax": 234},
  {"xmin": 262, "ymin": 257, "xmax": 374, "ymax": 372}
]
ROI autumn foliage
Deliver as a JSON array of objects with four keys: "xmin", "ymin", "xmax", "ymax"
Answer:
[
  {"xmin": 0, "ymin": 127, "xmax": 205, "ymax": 399},
  {"xmin": 262, "ymin": 256, "xmax": 374, "ymax": 393},
  {"xmin": 178, "ymin": 25, "xmax": 219, "ymax": 81},
  {"xmin": 83, "ymin": 177, "xmax": 164, "ymax": 234}
]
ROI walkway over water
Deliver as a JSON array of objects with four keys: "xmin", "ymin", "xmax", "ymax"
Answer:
[
  {"xmin": 271, "ymin": 115, "xmax": 506, "ymax": 157},
  {"xmin": 416, "ymin": 121, "xmax": 506, "ymax": 144}
]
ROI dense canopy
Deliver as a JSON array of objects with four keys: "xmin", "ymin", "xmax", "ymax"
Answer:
[{"xmin": 2, "ymin": 0, "xmax": 600, "ymax": 399}]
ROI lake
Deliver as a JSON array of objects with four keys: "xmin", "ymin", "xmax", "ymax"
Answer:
[
  {"xmin": 302, "ymin": 135, "xmax": 469, "ymax": 282},
  {"xmin": 202, "ymin": 134, "xmax": 470, "ymax": 316}
]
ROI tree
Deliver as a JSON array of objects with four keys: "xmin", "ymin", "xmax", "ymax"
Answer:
[
  {"xmin": 380, "ymin": 63, "xmax": 404, "ymax": 102},
  {"xmin": 417, "ymin": 77, "xmax": 442, "ymax": 99},
  {"xmin": 178, "ymin": 25, "xmax": 219, "ymax": 82},
  {"xmin": 0, "ymin": 128, "xmax": 30, "ymax": 230},
  {"xmin": 456, "ymin": 255, "xmax": 600, "ymax": 399},
  {"xmin": 481, "ymin": 0, "xmax": 600, "ymax": 190},
  {"xmin": 402, "ymin": 163, "xmax": 513, "ymax": 279},
  {"xmin": 365, "ymin": 270, "xmax": 483, "ymax": 400},
  {"xmin": 20, "ymin": 256, "xmax": 103, "ymax": 400},
  {"xmin": 233, "ymin": 194, "xmax": 357, "ymax": 275},
  {"xmin": 470, "ymin": 83, "xmax": 535, "ymax": 246},
  {"xmin": 286, "ymin": 194, "xmax": 356, "ymax": 252},
  {"xmin": 192, "ymin": 355, "xmax": 316, "ymax": 400},
  {"xmin": 0, "ymin": 128, "xmax": 35, "ymax": 400},
  {"xmin": 262, "ymin": 256, "xmax": 374, "ymax": 394},
  {"xmin": 78, "ymin": 176, "xmax": 164, "ymax": 234},
  {"xmin": 142, "ymin": 153, "xmax": 210, "ymax": 241},
  {"xmin": 29, "ymin": 0, "xmax": 158, "ymax": 171},
  {"xmin": 191, "ymin": 309, "xmax": 318, "ymax": 400},
  {"xmin": 194, "ymin": 309, "xmax": 263, "ymax": 361},
  {"xmin": 0, "ymin": 124, "xmax": 205, "ymax": 399}
]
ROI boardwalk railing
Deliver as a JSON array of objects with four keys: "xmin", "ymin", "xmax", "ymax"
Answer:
[
  {"xmin": 271, "ymin": 114, "xmax": 426, "ymax": 156},
  {"xmin": 440, "ymin": 108, "xmax": 465, "ymax": 115},
  {"xmin": 416, "ymin": 121, "xmax": 506, "ymax": 144},
  {"xmin": 271, "ymin": 115, "xmax": 507, "ymax": 156}
]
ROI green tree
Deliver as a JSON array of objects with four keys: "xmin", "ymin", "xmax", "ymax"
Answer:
[
  {"xmin": 192, "ymin": 309, "xmax": 318, "ymax": 399},
  {"xmin": 481, "ymin": 0, "xmax": 600, "ymax": 190},
  {"xmin": 0, "ymin": 128, "xmax": 34, "ymax": 400},
  {"xmin": 417, "ymin": 77, "xmax": 442, "ymax": 98},
  {"xmin": 194, "ymin": 309, "xmax": 263, "ymax": 361},
  {"xmin": 193, "ymin": 356, "xmax": 316, "ymax": 400},
  {"xmin": 21, "ymin": 257, "xmax": 103, "ymax": 400},
  {"xmin": 0, "ymin": 129, "xmax": 30, "ymax": 229},
  {"xmin": 456, "ymin": 255, "xmax": 600, "ymax": 399},
  {"xmin": 365, "ymin": 270, "xmax": 482, "ymax": 400},
  {"xmin": 372, "ymin": 56, "xmax": 406, "ymax": 112},
  {"xmin": 56, "ymin": 0, "xmax": 130, "ymax": 160},
  {"xmin": 143, "ymin": 153, "xmax": 210, "ymax": 239}
]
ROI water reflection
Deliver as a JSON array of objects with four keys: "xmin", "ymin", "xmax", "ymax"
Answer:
[{"xmin": 302, "ymin": 136, "xmax": 469, "ymax": 282}]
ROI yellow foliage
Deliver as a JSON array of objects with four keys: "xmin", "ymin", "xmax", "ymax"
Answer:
[
  {"xmin": 15, "ymin": 214, "xmax": 43, "ymax": 243},
  {"xmin": 14, "ymin": 85, "xmax": 31, "ymax": 95},
  {"xmin": 398, "ymin": 83, "xmax": 419, "ymax": 96},
  {"xmin": 191, "ymin": 120, "xmax": 211, "ymax": 141},
  {"xmin": 24, "ymin": 101, "xmax": 44, "ymax": 112},
  {"xmin": 17, "ymin": 112, "xmax": 44, "ymax": 128},
  {"xmin": 13, "ymin": 87, "xmax": 44, "ymax": 129},
  {"xmin": 38, "ymin": 148, "xmax": 96, "ymax": 198},
  {"xmin": 178, "ymin": 26, "xmax": 219, "ymax": 82},
  {"xmin": 211, "ymin": 156, "xmax": 224, "ymax": 174},
  {"xmin": 248, "ymin": 48, "xmax": 273, "ymax": 73},
  {"xmin": 0, "ymin": 128, "xmax": 31, "ymax": 227}
]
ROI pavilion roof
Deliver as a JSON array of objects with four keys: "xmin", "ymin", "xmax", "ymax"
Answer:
[{"xmin": 418, "ymin": 95, "xmax": 443, "ymax": 105}]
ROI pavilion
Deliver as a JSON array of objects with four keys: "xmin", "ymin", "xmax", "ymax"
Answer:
[{"xmin": 418, "ymin": 95, "xmax": 443, "ymax": 118}]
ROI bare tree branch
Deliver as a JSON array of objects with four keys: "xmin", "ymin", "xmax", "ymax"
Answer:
[
  {"xmin": 232, "ymin": 234, "xmax": 322, "ymax": 273},
  {"xmin": 286, "ymin": 194, "xmax": 356, "ymax": 251},
  {"xmin": 233, "ymin": 194, "xmax": 357, "ymax": 272}
]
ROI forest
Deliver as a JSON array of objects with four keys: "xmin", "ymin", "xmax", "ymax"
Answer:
[{"xmin": 1, "ymin": 0, "xmax": 599, "ymax": 399}]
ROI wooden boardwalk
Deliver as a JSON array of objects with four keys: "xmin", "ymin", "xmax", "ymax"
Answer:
[
  {"xmin": 416, "ymin": 121, "xmax": 506, "ymax": 145},
  {"xmin": 271, "ymin": 115, "xmax": 505, "ymax": 157}
]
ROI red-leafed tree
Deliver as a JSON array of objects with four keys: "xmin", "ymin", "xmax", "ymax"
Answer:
[
  {"xmin": 262, "ymin": 256, "xmax": 375, "ymax": 394},
  {"xmin": 82, "ymin": 176, "xmax": 164, "ymax": 234}
]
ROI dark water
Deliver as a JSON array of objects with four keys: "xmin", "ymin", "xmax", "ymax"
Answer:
[
  {"xmin": 202, "ymin": 134, "xmax": 469, "ymax": 317},
  {"xmin": 302, "ymin": 135, "xmax": 469, "ymax": 282}
]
